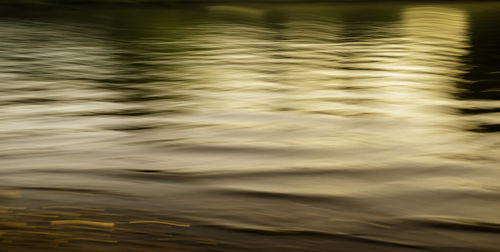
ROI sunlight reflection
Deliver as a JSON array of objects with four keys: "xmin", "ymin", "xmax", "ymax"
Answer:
[{"xmin": 1, "ymin": 3, "xmax": 500, "ymax": 251}]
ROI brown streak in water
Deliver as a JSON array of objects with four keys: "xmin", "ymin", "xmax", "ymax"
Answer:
[
  {"xmin": 129, "ymin": 220, "xmax": 190, "ymax": 227},
  {"xmin": 15, "ymin": 231, "xmax": 73, "ymax": 237},
  {"xmin": 43, "ymin": 206, "xmax": 105, "ymax": 212},
  {"xmin": 158, "ymin": 237, "xmax": 218, "ymax": 245},
  {"xmin": 15, "ymin": 213, "xmax": 59, "ymax": 218},
  {"xmin": 0, "ymin": 222, "xmax": 27, "ymax": 228},
  {"xmin": 57, "ymin": 237, "xmax": 118, "ymax": 244},
  {"xmin": 0, "ymin": 207, "xmax": 26, "ymax": 210},
  {"xmin": 38, "ymin": 211, "xmax": 82, "ymax": 217},
  {"xmin": 329, "ymin": 218, "xmax": 392, "ymax": 229},
  {"xmin": 0, "ymin": 191, "xmax": 20, "ymax": 199},
  {"xmin": 51, "ymin": 220, "xmax": 115, "ymax": 228}
]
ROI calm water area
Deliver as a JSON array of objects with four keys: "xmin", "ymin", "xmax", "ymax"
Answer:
[{"xmin": 0, "ymin": 1, "xmax": 499, "ymax": 251}]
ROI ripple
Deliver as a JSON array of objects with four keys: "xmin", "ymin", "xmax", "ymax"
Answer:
[{"xmin": 0, "ymin": 2, "xmax": 499, "ymax": 251}]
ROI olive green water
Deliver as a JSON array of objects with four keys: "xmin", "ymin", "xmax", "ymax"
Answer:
[{"xmin": 0, "ymin": 2, "xmax": 499, "ymax": 251}]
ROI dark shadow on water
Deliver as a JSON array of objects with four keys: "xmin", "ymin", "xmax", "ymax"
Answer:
[{"xmin": 455, "ymin": 5, "xmax": 500, "ymax": 133}]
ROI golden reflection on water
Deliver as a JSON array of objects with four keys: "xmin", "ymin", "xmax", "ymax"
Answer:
[
  {"xmin": 155, "ymin": 5, "xmax": 476, "ymax": 172},
  {"xmin": 0, "ymin": 3, "xmax": 500, "ymax": 252}
]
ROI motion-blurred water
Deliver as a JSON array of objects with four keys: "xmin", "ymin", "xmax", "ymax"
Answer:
[{"xmin": 0, "ymin": 2, "xmax": 499, "ymax": 251}]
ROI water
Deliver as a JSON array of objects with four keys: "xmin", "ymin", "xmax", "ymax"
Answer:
[{"xmin": 0, "ymin": 2, "xmax": 499, "ymax": 251}]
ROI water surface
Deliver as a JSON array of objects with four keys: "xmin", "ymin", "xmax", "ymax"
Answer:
[{"xmin": 0, "ymin": 2, "xmax": 499, "ymax": 251}]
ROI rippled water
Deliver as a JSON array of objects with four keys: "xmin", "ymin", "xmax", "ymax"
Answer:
[{"xmin": 0, "ymin": 2, "xmax": 499, "ymax": 251}]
